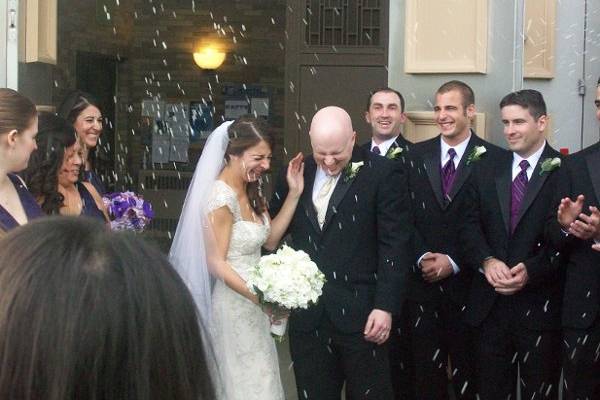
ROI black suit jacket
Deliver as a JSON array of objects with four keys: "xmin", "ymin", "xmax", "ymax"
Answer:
[
  {"xmin": 359, "ymin": 134, "xmax": 412, "ymax": 167},
  {"xmin": 408, "ymin": 133, "xmax": 503, "ymax": 306},
  {"xmin": 461, "ymin": 144, "xmax": 564, "ymax": 329},
  {"xmin": 270, "ymin": 146, "xmax": 412, "ymax": 334},
  {"xmin": 546, "ymin": 142, "xmax": 600, "ymax": 329}
]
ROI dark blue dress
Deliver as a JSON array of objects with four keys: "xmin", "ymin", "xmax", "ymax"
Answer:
[
  {"xmin": 77, "ymin": 182, "xmax": 107, "ymax": 222},
  {"xmin": 0, "ymin": 174, "xmax": 44, "ymax": 232},
  {"xmin": 83, "ymin": 169, "xmax": 106, "ymax": 195}
]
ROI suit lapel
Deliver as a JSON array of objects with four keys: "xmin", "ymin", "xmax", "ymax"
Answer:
[
  {"xmin": 423, "ymin": 140, "xmax": 446, "ymax": 209},
  {"xmin": 514, "ymin": 145, "xmax": 557, "ymax": 228},
  {"xmin": 585, "ymin": 149, "xmax": 600, "ymax": 204},
  {"xmin": 301, "ymin": 158, "xmax": 321, "ymax": 234},
  {"xmin": 447, "ymin": 134, "xmax": 479, "ymax": 201},
  {"xmin": 495, "ymin": 156, "xmax": 512, "ymax": 235},
  {"xmin": 321, "ymin": 148, "xmax": 362, "ymax": 232}
]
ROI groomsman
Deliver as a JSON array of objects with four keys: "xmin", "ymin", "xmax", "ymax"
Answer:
[
  {"xmin": 461, "ymin": 90, "xmax": 563, "ymax": 399},
  {"xmin": 360, "ymin": 87, "xmax": 411, "ymax": 161},
  {"xmin": 360, "ymin": 86, "xmax": 414, "ymax": 400},
  {"xmin": 271, "ymin": 106, "xmax": 412, "ymax": 400},
  {"xmin": 407, "ymin": 80, "xmax": 500, "ymax": 399},
  {"xmin": 546, "ymin": 77, "xmax": 600, "ymax": 399}
]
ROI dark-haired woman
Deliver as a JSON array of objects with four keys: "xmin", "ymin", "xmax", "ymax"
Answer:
[
  {"xmin": 58, "ymin": 90, "xmax": 105, "ymax": 194},
  {"xmin": 170, "ymin": 116, "xmax": 304, "ymax": 399},
  {"xmin": 0, "ymin": 217, "xmax": 214, "ymax": 400},
  {"xmin": 23, "ymin": 113, "xmax": 109, "ymax": 222},
  {"xmin": 0, "ymin": 88, "xmax": 44, "ymax": 234}
]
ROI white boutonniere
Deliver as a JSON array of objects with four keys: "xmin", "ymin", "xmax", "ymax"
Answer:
[
  {"xmin": 344, "ymin": 161, "xmax": 364, "ymax": 182},
  {"xmin": 466, "ymin": 145, "xmax": 487, "ymax": 165},
  {"xmin": 386, "ymin": 147, "xmax": 403, "ymax": 160},
  {"xmin": 539, "ymin": 157, "xmax": 561, "ymax": 175}
]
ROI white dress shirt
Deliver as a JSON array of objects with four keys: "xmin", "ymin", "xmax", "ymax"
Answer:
[
  {"xmin": 371, "ymin": 135, "xmax": 400, "ymax": 156},
  {"xmin": 312, "ymin": 166, "xmax": 341, "ymax": 203},
  {"xmin": 511, "ymin": 141, "xmax": 546, "ymax": 181}
]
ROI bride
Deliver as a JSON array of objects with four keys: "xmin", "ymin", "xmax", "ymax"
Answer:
[{"xmin": 169, "ymin": 116, "xmax": 304, "ymax": 399}]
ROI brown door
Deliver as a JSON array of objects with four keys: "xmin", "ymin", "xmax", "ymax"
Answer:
[{"xmin": 285, "ymin": 0, "xmax": 389, "ymax": 155}]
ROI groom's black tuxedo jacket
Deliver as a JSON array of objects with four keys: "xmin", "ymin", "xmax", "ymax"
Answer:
[
  {"xmin": 407, "ymin": 133, "xmax": 502, "ymax": 307},
  {"xmin": 461, "ymin": 145, "xmax": 564, "ymax": 329},
  {"xmin": 546, "ymin": 142, "xmax": 600, "ymax": 329},
  {"xmin": 270, "ymin": 146, "xmax": 412, "ymax": 334}
]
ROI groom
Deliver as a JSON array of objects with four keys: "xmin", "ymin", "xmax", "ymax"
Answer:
[{"xmin": 271, "ymin": 106, "xmax": 411, "ymax": 399}]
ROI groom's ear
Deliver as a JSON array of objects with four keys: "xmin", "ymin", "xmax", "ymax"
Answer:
[{"xmin": 351, "ymin": 131, "xmax": 356, "ymax": 145}]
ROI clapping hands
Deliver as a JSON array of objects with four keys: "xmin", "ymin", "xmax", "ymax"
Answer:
[{"xmin": 557, "ymin": 195, "xmax": 600, "ymax": 249}]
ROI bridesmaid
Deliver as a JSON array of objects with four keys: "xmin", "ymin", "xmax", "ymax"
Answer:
[
  {"xmin": 57, "ymin": 91, "xmax": 105, "ymax": 194},
  {"xmin": 23, "ymin": 113, "xmax": 109, "ymax": 222},
  {"xmin": 0, "ymin": 89, "xmax": 44, "ymax": 234}
]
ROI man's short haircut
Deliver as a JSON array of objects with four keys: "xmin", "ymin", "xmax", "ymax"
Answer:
[
  {"xmin": 597, "ymin": 76, "xmax": 600, "ymax": 86},
  {"xmin": 499, "ymin": 89, "xmax": 547, "ymax": 121},
  {"xmin": 436, "ymin": 80, "xmax": 475, "ymax": 109},
  {"xmin": 366, "ymin": 87, "xmax": 405, "ymax": 113}
]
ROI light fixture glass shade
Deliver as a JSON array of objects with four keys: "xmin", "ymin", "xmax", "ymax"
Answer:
[{"xmin": 193, "ymin": 48, "xmax": 226, "ymax": 70}]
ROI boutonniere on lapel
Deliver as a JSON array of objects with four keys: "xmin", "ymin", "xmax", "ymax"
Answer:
[
  {"xmin": 386, "ymin": 147, "xmax": 403, "ymax": 160},
  {"xmin": 466, "ymin": 145, "xmax": 487, "ymax": 165},
  {"xmin": 539, "ymin": 157, "xmax": 561, "ymax": 176},
  {"xmin": 343, "ymin": 161, "xmax": 364, "ymax": 183}
]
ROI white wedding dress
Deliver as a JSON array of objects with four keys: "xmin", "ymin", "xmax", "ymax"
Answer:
[{"xmin": 207, "ymin": 180, "xmax": 285, "ymax": 400}]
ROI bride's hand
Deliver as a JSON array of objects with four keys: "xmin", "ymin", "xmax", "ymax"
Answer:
[
  {"xmin": 260, "ymin": 303, "xmax": 289, "ymax": 323},
  {"xmin": 286, "ymin": 152, "xmax": 304, "ymax": 199}
]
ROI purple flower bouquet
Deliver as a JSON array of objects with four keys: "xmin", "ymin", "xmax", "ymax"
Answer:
[{"xmin": 102, "ymin": 191, "xmax": 154, "ymax": 232}]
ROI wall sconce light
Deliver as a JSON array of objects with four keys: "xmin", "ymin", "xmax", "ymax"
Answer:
[{"xmin": 193, "ymin": 47, "xmax": 226, "ymax": 70}]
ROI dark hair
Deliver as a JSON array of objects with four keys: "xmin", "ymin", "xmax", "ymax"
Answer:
[
  {"xmin": 0, "ymin": 88, "xmax": 37, "ymax": 135},
  {"xmin": 22, "ymin": 112, "xmax": 79, "ymax": 215},
  {"xmin": 366, "ymin": 87, "xmax": 406, "ymax": 113},
  {"xmin": 225, "ymin": 116, "xmax": 274, "ymax": 214},
  {"xmin": 57, "ymin": 90, "xmax": 103, "ymax": 167},
  {"xmin": 436, "ymin": 80, "xmax": 475, "ymax": 109},
  {"xmin": 499, "ymin": 89, "xmax": 547, "ymax": 121},
  {"xmin": 597, "ymin": 76, "xmax": 600, "ymax": 86},
  {"xmin": 0, "ymin": 217, "xmax": 214, "ymax": 400},
  {"xmin": 57, "ymin": 90, "xmax": 102, "ymax": 126}
]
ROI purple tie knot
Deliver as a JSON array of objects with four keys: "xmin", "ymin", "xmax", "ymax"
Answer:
[
  {"xmin": 519, "ymin": 159, "xmax": 529, "ymax": 172},
  {"xmin": 372, "ymin": 146, "xmax": 381, "ymax": 155}
]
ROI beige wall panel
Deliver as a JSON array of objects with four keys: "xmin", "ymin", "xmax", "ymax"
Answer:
[
  {"xmin": 19, "ymin": 0, "xmax": 57, "ymax": 64},
  {"xmin": 404, "ymin": 111, "xmax": 486, "ymax": 143},
  {"xmin": 404, "ymin": 0, "xmax": 487, "ymax": 73},
  {"xmin": 524, "ymin": 0, "xmax": 556, "ymax": 79}
]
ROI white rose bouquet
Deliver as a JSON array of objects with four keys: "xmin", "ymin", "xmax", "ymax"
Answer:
[{"xmin": 246, "ymin": 244, "xmax": 326, "ymax": 339}]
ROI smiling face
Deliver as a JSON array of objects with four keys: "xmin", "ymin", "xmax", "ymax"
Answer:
[
  {"xmin": 58, "ymin": 140, "xmax": 83, "ymax": 187},
  {"xmin": 230, "ymin": 140, "xmax": 272, "ymax": 183},
  {"xmin": 73, "ymin": 105, "xmax": 102, "ymax": 148},
  {"xmin": 502, "ymin": 104, "xmax": 547, "ymax": 158},
  {"xmin": 311, "ymin": 131, "xmax": 355, "ymax": 176},
  {"xmin": 434, "ymin": 89, "xmax": 474, "ymax": 146},
  {"xmin": 365, "ymin": 91, "xmax": 406, "ymax": 143}
]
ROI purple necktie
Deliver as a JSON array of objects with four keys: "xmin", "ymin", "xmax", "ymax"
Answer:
[
  {"xmin": 510, "ymin": 160, "xmax": 530, "ymax": 233},
  {"xmin": 372, "ymin": 145, "xmax": 381, "ymax": 155},
  {"xmin": 441, "ymin": 148, "xmax": 457, "ymax": 198}
]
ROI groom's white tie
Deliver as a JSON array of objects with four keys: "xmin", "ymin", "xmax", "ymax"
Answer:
[{"xmin": 314, "ymin": 175, "xmax": 337, "ymax": 229}]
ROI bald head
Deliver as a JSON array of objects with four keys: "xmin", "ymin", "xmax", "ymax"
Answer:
[
  {"xmin": 309, "ymin": 106, "xmax": 356, "ymax": 176},
  {"xmin": 309, "ymin": 106, "xmax": 354, "ymax": 142}
]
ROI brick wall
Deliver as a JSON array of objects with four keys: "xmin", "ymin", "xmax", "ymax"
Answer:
[{"xmin": 49, "ymin": 0, "xmax": 287, "ymax": 190}]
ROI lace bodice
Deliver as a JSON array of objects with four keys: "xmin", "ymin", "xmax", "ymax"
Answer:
[{"xmin": 207, "ymin": 180, "xmax": 270, "ymax": 280}]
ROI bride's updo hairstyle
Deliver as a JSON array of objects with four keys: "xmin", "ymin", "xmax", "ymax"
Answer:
[{"xmin": 225, "ymin": 115, "xmax": 274, "ymax": 214}]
